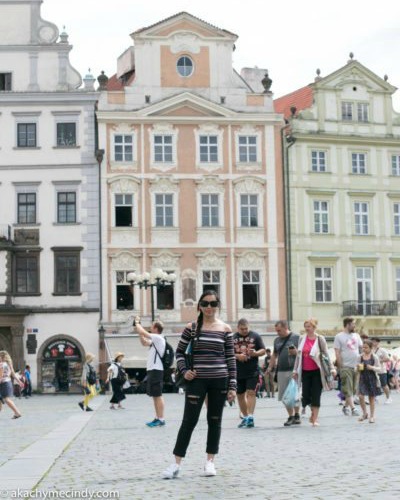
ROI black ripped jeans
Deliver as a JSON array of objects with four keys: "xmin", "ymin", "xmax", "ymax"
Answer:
[{"xmin": 173, "ymin": 377, "xmax": 228, "ymax": 457}]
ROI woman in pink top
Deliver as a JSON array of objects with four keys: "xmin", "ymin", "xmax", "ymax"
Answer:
[{"xmin": 293, "ymin": 318, "xmax": 335, "ymax": 426}]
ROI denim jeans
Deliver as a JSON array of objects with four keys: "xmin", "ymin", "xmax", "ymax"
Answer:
[{"xmin": 173, "ymin": 377, "xmax": 228, "ymax": 457}]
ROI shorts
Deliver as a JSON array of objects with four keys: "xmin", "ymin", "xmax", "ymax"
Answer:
[
  {"xmin": 379, "ymin": 373, "xmax": 388, "ymax": 388},
  {"xmin": 0, "ymin": 380, "xmax": 13, "ymax": 399},
  {"xmin": 277, "ymin": 371, "xmax": 293, "ymax": 401},
  {"xmin": 237, "ymin": 376, "xmax": 259, "ymax": 395},
  {"xmin": 146, "ymin": 370, "xmax": 164, "ymax": 397},
  {"xmin": 340, "ymin": 367, "xmax": 358, "ymax": 398}
]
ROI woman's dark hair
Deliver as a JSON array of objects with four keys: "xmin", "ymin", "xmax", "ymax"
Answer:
[
  {"xmin": 196, "ymin": 289, "xmax": 220, "ymax": 336},
  {"xmin": 363, "ymin": 339, "xmax": 373, "ymax": 349}
]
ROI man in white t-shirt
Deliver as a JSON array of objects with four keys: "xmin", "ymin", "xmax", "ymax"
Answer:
[
  {"xmin": 135, "ymin": 317, "xmax": 166, "ymax": 427},
  {"xmin": 334, "ymin": 317, "xmax": 362, "ymax": 417},
  {"xmin": 371, "ymin": 337, "xmax": 392, "ymax": 404}
]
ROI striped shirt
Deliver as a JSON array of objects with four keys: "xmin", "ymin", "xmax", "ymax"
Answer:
[{"xmin": 176, "ymin": 325, "xmax": 237, "ymax": 391}]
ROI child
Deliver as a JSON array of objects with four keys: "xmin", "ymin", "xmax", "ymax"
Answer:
[{"xmin": 357, "ymin": 340, "xmax": 382, "ymax": 423}]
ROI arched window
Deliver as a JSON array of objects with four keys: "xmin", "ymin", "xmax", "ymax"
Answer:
[{"xmin": 177, "ymin": 56, "xmax": 193, "ymax": 77}]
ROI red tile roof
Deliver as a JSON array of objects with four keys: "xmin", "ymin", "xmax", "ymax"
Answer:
[
  {"xmin": 106, "ymin": 71, "xmax": 135, "ymax": 91},
  {"xmin": 274, "ymin": 85, "xmax": 314, "ymax": 119}
]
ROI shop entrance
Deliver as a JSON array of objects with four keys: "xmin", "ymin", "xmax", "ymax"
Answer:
[{"xmin": 40, "ymin": 338, "xmax": 83, "ymax": 393}]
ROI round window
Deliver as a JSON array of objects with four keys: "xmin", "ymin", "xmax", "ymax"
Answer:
[{"xmin": 177, "ymin": 56, "xmax": 193, "ymax": 77}]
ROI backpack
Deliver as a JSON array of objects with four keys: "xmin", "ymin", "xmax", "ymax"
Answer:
[
  {"xmin": 154, "ymin": 340, "xmax": 175, "ymax": 370},
  {"xmin": 113, "ymin": 362, "xmax": 127, "ymax": 385},
  {"xmin": 86, "ymin": 364, "xmax": 97, "ymax": 385}
]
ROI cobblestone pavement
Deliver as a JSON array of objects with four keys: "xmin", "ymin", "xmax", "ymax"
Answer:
[{"xmin": 2, "ymin": 391, "xmax": 400, "ymax": 499}]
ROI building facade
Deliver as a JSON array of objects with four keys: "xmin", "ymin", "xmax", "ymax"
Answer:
[
  {"xmin": 275, "ymin": 56, "xmax": 400, "ymax": 336},
  {"xmin": 0, "ymin": 0, "xmax": 99, "ymax": 391},
  {"xmin": 97, "ymin": 12, "xmax": 286, "ymax": 363}
]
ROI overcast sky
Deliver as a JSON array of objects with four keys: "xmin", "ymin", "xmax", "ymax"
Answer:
[{"xmin": 42, "ymin": 0, "xmax": 400, "ymax": 108}]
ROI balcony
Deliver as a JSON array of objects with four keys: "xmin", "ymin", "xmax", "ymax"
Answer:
[{"xmin": 342, "ymin": 300, "xmax": 398, "ymax": 317}]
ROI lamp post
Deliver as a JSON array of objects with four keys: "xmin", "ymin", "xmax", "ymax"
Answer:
[{"xmin": 127, "ymin": 268, "xmax": 176, "ymax": 322}]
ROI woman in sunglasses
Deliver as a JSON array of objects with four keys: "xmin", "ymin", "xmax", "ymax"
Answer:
[{"xmin": 163, "ymin": 290, "xmax": 236, "ymax": 479}]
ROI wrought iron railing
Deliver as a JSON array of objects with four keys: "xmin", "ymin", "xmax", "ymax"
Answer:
[
  {"xmin": 0, "ymin": 224, "xmax": 11, "ymax": 241},
  {"xmin": 342, "ymin": 300, "xmax": 398, "ymax": 317}
]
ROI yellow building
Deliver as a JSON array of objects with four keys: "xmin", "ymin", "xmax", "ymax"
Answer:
[{"xmin": 275, "ymin": 56, "xmax": 400, "ymax": 336}]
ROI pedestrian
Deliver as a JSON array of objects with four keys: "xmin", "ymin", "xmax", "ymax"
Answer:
[
  {"xmin": 357, "ymin": 340, "xmax": 382, "ymax": 423},
  {"xmin": 106, "ymin": 352, "xmax": 127, "ymax": 410},
  {"xmin": 293, "ymin": 318, "xmax": 336, "ymax": 426},
  {"xmin": 134, "ymin": 318, "xmax": 167, "ymax": 427},
  {"xmin": 0, "ymin": 350, "xmax": 22, "ymax": 419},
  {"xmin": 333, "ymin": 317, "xmax": 362, "ymax": 417},
  {"xmin": 389, "ymin": 354, "xmax": 400, "ymax": 392},
  {"xmin": 162, "ymin": 290, "xmax": 236, "ymax": 479},
  {"xmin": 233, "ymin": 318, "xmax": 265, "ymax": 428},
  {"xmin": 22, "ymin": 365, "xmax": 32, "ymax": 398},
  {"xmin": 263, "ymin": 348, "xmax": 275, "ymax": 398},
  {"xmin": 371, "ymin": 338, "xmax": 392, "ymax": 404},
  {"xmin": 266, "ymin": 320, "xmax": 301, "ymax": 426},
  {"xmin": 78, "ymin": 353, "xmax": 98, "ymax": 412},
  {"xmin": 13, "ymin": 369, "xmax": 24, "ymax": 399}
]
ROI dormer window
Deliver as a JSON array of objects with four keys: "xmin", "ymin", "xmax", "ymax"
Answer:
[{"xmin": 177, "ymin": 56, "xmax": 193, "ymax": 77}]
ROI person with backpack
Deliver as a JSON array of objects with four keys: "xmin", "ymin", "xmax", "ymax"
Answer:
[
  {"xmin": 78, "ymin": 353, "xmax": 98, "ymax": 412},
  {"xmin": 134, "ymin": 317, "xmax": 168, "ymax": 427},
  {"xmin": 106, "ymin": 352, "xmax": 127, "ymax": 410}
]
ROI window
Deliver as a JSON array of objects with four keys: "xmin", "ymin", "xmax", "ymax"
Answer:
[
  {"xmin": 177, "ymin": 56, "xmax": 193, "ymax": 77},
  {"xmin": 396, "ymin": 268, "xmax": 400, "ymax": 302},
  {"xmin": 155, "ymin": 194, "xmax": 173, "ymax": 227},
  {"xmin": 315, "ymin": 267, "xmax": 332, "ymax": 302},
  {"xmin": 114, "ymin": 135, "xmax": 133, "ymax": 162},
  {"xmin": 54, "ymin": 250, "xmax": 80, "ymax": 295},
  {"xmin": 154, "ymin": 135, "xmax": 173, "ymax": 162},
  {"xmin": 354, "ymin": 202, "xmax": 369, "ymax": 235},
  {"xmin": 18, "ymin": 193, "xmax": 36, "ymax": 224},
  {"xmin": 0, "ymin": 72, "xmax": 11, "ymax": 91},
  {"xmin": 57, "ymin": 123, "xmax": 76, "ymax": 146},
  {"xmin": 394, "ymin": 203, "xmax": 400, "ymax": 235},
  {"xmin": 238, "ymin": 136, "xmax": 257, "ymax": 163},
  {"xmin": 203, "ymin": 271, "xmax": 220, "ymax": 295},
  {"xmin": 57, "ymin": 192, "xmax": 76, "ymax": 223},
  {"xmin": 157, "ymin": 274, "xmax": 174, "ymax": 310},
  {"xmin": 115, "ymin": 194, "xmax": 133, "ymax": 227},
  {"xmin": 341, "ymin": 102, "xmax": 353, "ymax": 121},
  {"xmin": 242, "ymin": 270, "xmax": 260, "ymax": 309},
  {"xmin": 357, "ymin": 103, "xmax": 369, "ymax": 122},
  {"xmin": 15, "ymin": 253, "xmax": 39, "ymax": 294},
  {"xmin": 116, "ymin": 271, "xmax": 133, "ymax": 310},
  {"xmin": 313, "ymin": 201, "xmax": 329, "ymax": 234},
  {"xmin": 17, "ymin": 123, "xmax": 36, "ymax": 147},
  {"xmin": 352, "ymin": 153, "xmax": 366, "ymax": 174},
  {"xmin": 240, "ymin": 194, "xmax": 258, "ymax": 227},
  {"xmin": 199, "ymin": 135, "xmax": 218, "ymax": 163},
  {"xmin": 392, "ymin": 155, "xmax": 400, "ymax": 176},
  {"xmin": 201, "ymin": 194, "xmax": 219, "ymax": 227},
  {"xmin": 311, "ymin": 151, "xmax": 326, "ymax": 172}
]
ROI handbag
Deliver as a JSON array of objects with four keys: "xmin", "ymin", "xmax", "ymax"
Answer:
[
  {"xmin": 318, "ymin": 336, "xmax": 334, "ymax": 389},
  {"xmin": 175, "ymin": 321, "xmax": 197, "ymax": 388}
]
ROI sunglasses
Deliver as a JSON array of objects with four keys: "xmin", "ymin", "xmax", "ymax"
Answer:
[{"xmin": 199, "ymin": 300, "xmax": 219, "ymax": 308}]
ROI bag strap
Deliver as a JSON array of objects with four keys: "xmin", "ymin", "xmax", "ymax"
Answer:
[{"xmin": 276, "ymin": 332, "xmax": 292, "ymax": 370}]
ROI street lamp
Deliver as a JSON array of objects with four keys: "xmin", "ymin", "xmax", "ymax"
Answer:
[{"xmin": 127, "ymin": 268, "xmax": 176, "ymax": 322}]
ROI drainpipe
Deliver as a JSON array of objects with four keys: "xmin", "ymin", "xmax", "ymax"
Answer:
[{"xmin": 281, "ymin": 123, "xmax": 296, "ymax": 325}]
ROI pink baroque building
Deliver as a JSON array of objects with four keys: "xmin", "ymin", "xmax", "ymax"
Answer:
[{"xmin": 97, "ymin": 12, "xmax": 286, "ymax": 339}]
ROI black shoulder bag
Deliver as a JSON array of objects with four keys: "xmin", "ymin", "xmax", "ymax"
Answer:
[
  {"xmin": 274, "ymin": 333, "xmax": 292, "ymax": 383},
  {"xmin": 175, "ymin": 322, "xmax": 197, "ymax": 388}
]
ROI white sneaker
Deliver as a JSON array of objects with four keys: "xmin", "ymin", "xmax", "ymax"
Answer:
[
  {"xmin": 162, "ymin": 463, "xmax": 180, "ymax": 479},
  {"xmin": 384, "ymin": 398, "xmax": 393, "ymax": 405},
  {"xmin": 203, "ymin": 460, "xmax": 216, "ymax": 477}
]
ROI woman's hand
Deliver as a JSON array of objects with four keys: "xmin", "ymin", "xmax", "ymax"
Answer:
[
  {"xmin": 227, "ymin": 390, "xmax": 236, "ymax": 402},
  {"xmin": 366, "ymin": 365, "xmax": 374, "ymax": 371},
  {"xmin": 184, "ymin": 370, "xmax": 197, "ymax": 381},
  {"xmin": 292, "ymin": 372, "xmax": 298, "ymax": 380}
]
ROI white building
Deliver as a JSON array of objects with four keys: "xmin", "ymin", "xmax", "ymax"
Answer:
[{"xmin": 0, "ymin": 0, "xmax": 99, "ymax": 392}]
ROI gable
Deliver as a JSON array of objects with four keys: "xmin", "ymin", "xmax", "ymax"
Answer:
[
  {"xmin": 156, "ymin": 104, "xmax": 217, "ymax": 117},
  {"xmin": 152, "ymin": 19, "xmax": 219, "ymax": 38}
]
